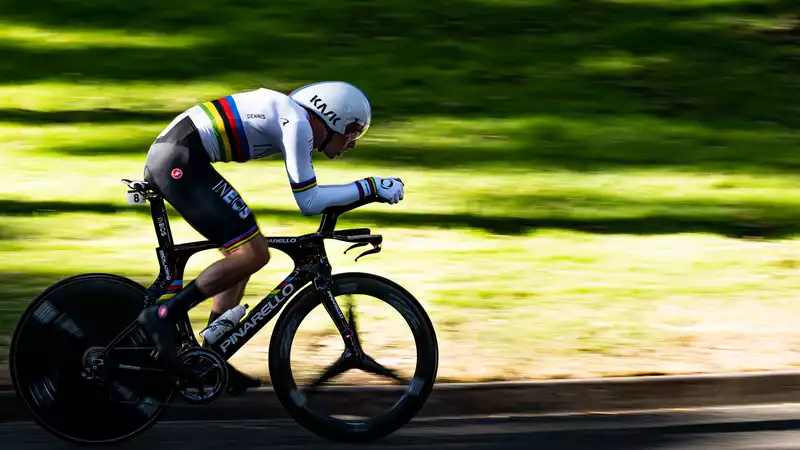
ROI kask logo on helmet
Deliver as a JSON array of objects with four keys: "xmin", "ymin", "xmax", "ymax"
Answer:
[
  {"xmin": 290, "ymin": 81, "xmax": 371, "ymax": 136},
  {"xmin": 309, "ymin": 95, "xmax": 341, "ymax": 127}
]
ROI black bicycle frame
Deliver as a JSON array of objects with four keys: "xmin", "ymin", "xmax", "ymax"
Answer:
[{"xmin": 127, "ymin": 188, "xmax": 380, "ymax": 361}]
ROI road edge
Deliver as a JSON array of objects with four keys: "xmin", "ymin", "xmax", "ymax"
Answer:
[{"xmin": 4, "ymin": 370, "xmax": 800, "ymax": 422}]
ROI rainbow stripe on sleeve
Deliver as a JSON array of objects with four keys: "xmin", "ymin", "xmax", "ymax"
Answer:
[
  {"xmin": 199, "ymin": 96, "xmax": 251, "ymax": 163},
  {"xmin": 291, "ymin": 176, "xmax": 317, "ymax": 193},
  {"xmin": 355, "ymin": 177, "xmax": 377, "ymax": 199}
]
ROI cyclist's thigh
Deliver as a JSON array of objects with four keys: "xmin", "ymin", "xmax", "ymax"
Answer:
[{"xmin": 143, "ymin": 119, "xmax": 260, "ymax": 252}]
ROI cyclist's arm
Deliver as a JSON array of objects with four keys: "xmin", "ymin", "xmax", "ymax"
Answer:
[{"xmin": 283, "ymin": 122, "xmax": 375, "ymax": 216}]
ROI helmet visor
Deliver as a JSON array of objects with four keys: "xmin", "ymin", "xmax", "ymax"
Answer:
[{"xmin": 345, "ymin": 120, "xmax": 369, "ymax": 141}]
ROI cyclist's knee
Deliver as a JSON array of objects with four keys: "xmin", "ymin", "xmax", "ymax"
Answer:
[{"xmin": 234, "ymin": 234, "xmax": 270, "ymax": 273}]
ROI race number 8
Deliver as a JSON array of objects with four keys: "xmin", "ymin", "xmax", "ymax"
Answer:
[{"xmin": 126, "ymin": 190, "xmax": 147, "ymax": 205}]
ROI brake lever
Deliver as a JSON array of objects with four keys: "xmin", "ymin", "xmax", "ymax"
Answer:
[
  {"xmin": 344, "ymin": 242, "xmax": 368, "ymax": 254},
  {"xmin": 355, "ymin": 245, "xmax": 382, "ymax": 262}
]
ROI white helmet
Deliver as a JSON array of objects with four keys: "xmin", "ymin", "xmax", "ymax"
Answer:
[{"xmin": 289, "ymin": 81, "xmax": 372, "ymax": 139}]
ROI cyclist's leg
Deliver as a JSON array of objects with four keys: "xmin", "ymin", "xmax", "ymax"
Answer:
[
  {"xmin": 209, "ymin": 243, "xmax": 258, "ymax": 321},
  {"xmin": 206, "ymin": 276, "xmax": 262, "ymax": 394},
  {"xmin": 209, "ymin": 276, "xmax": 250, "ymax": 322},
  {"xmin": 189, "ymin": 235, "xmax": 265, "ymax": 392},
  {"xmin": 143, "ymin": 117, "xmax": 271, "ymax": 297},
  {"xmin": 138, "ymin": 117, "xmax": 270, "ymax": 366},
  {"xmin": 190, "ymin": 239, "xmax": 269, "ymax": 296},
  {"xmin": 204, "ymin": 270, "xmax": 261, "ymax": 393}
]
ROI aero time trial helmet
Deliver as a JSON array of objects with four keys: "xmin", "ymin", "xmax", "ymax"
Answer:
[{"xmin": 289, "ymin": 81, "xmax": 372, "ymax": 140}]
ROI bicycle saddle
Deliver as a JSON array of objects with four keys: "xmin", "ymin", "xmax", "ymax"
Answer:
[{"xmin": 121, "ymin": 178, "xmax": 156, "ymax": 194}]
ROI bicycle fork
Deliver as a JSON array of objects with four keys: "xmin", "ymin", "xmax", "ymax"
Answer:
[
  {"xmin": 305, "ymin": 273, "xmax": 372, "ymax": 388},
  {"xmin": 308, "ymin": 272, "xmax": 405, "ymax": 389},
  {"xmin": 313, "ymin": 274, "xmax": 362, "ymax": 357}
]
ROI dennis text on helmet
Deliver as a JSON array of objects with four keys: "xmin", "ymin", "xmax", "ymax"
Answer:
[{"xmin": 309, "ymin": 95, "xmax": 341, "ymax": 126}]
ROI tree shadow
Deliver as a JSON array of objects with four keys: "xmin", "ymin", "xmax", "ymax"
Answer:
[
  {"xmin": 1, "ymin": 197, "xmax": 797, "ymax": 239},
  {"xmin": 34, "ymin": 121, "xmax": 800, "ymax": 173},
  {"xmin": 0, "ymin": 0, "xmax": 796, "ymax": 129},
  {"xmin": 0, "ymin": 108, "xmax": 175, "ymax": 124},
  {"xmin": 0, "ymin": 223, "xmax": 19, "ymax": 241}
]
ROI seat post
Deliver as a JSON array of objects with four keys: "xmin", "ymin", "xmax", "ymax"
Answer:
[{"xmin": 149, "ymin": 195, "xmax": 175, "ymax": 249}]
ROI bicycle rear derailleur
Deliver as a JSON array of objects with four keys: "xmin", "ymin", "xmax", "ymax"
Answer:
[{"xmin": 176, "ymin": 348, "xmax": 229, "ymax": 405}]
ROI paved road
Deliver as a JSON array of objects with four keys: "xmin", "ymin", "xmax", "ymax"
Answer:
[{"xmin": 4, "ymin": 404, "xmax": 800, "ymax": 449}]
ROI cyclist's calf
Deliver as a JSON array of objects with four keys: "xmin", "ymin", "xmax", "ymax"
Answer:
[
  {"xmin": 231, "ymin": 233, "xmax": 271, "ymax": 274},
  {"xmin": 194, "ymin": 234, "xmax": 270, "ymax": 298}
]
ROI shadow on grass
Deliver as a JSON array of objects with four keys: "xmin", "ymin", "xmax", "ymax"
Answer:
[
  {"xmin": 0, "ymin": 0, "xmax": 797, "ymax": 129},
  {"xmin": 0, "ymin": 223, "xmax": 19, "ymax": 241},
  {"xmin": 0, "ymin": 108, "xmax": 176, "ymax": 124},
  {"xmin": 0, "ymin": 198, "xmax": 796, "ymax": 239},
  {"xmin": 26, "ymin": 114, "xmax": 800, "ymax": 173},
  {"xmin": 343, "ymin": 118, "xmax": 800, "ymax": 172}
]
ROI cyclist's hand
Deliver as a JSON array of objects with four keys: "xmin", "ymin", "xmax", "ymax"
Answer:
[{"xmin": 373, "ymin": 177, "xmax": 404, "ymax": 204}]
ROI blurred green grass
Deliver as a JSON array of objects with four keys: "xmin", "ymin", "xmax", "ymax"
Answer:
[{"xmin": 2, "ymin": 0, "xmax": 800, "ymax": 383}]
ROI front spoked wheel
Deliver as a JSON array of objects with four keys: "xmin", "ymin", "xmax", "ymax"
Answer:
[{"xmin": 269, "ymin": 273, "xmax": 438, "ymax": 442}]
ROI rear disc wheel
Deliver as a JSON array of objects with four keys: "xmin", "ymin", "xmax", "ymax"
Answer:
[{"xmin": 10, "ymin": 274, "xmax": 174, "ymax": 444}]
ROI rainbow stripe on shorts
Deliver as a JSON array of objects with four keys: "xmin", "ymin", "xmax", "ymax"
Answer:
[{"xmin": 223, "ymin": 224, "xmax": 260, "ymax": 253}]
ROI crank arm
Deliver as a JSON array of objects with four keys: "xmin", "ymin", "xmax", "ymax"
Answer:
[{"xmin": 116, "ymin": 364, "xmax": 168, "ymax": 373}]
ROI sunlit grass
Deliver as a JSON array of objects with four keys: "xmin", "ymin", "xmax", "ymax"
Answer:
[
  {"xmin": 2, "ymin": 104, "xmax": 800, "ymax": 384},
  {"xmin": 0, "ymin": 82, "xmax": 243, "ymax": 111},
  {"xmin": 3, "ymin": 122, "xmax": 800, "ymax": 383},
  {"xmin": 671, "ymin": 13, "xmax": 800, "ymax": 32},
  {"xmin": 1, "ymin": 0, "xmax": 799, "ymax": 385},
  {"xmin": 6, "ymin": 108, "xmax": 794, "ymax": 175},
  {"xmin": 0, "ymin": 22, "xmax": 206, "ymax": 49},
  {"xmin": 0, "ymin": 147, "xmax": 800, "ymax": 380},
  {"xmin": 4, "ymin": 211, "xmax": 800, "ymax": 383},
  {"xmin": 578, "ymin": 52, "xmax": 672, "ymax": 74},
  {"xmin": 4, "ymin": 137, "xmax": 800, "ymax": 228}
]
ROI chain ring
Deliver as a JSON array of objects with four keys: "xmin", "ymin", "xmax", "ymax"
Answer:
[{"xmin": 176, "ymin": 348, "xmax": 228, "ymax": 405}]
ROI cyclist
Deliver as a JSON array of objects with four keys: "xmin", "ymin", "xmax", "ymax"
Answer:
[{"xmin": 137, "ymin": 81, "xmax": 405, "ymax": 392}]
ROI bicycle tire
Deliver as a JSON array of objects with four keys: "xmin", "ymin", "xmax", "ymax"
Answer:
[
  {"xmin": 268, "ymin": 272, "xmax": 438, "ymax": 442},
  {"xmin": 10, "ymin": 273, "xmax": 174, "ymax": 445}
]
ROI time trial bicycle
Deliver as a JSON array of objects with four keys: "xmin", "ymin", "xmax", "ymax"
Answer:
[{"xmin": 9, "ymin": 178, "xmax": 439, "ymax": 444}]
